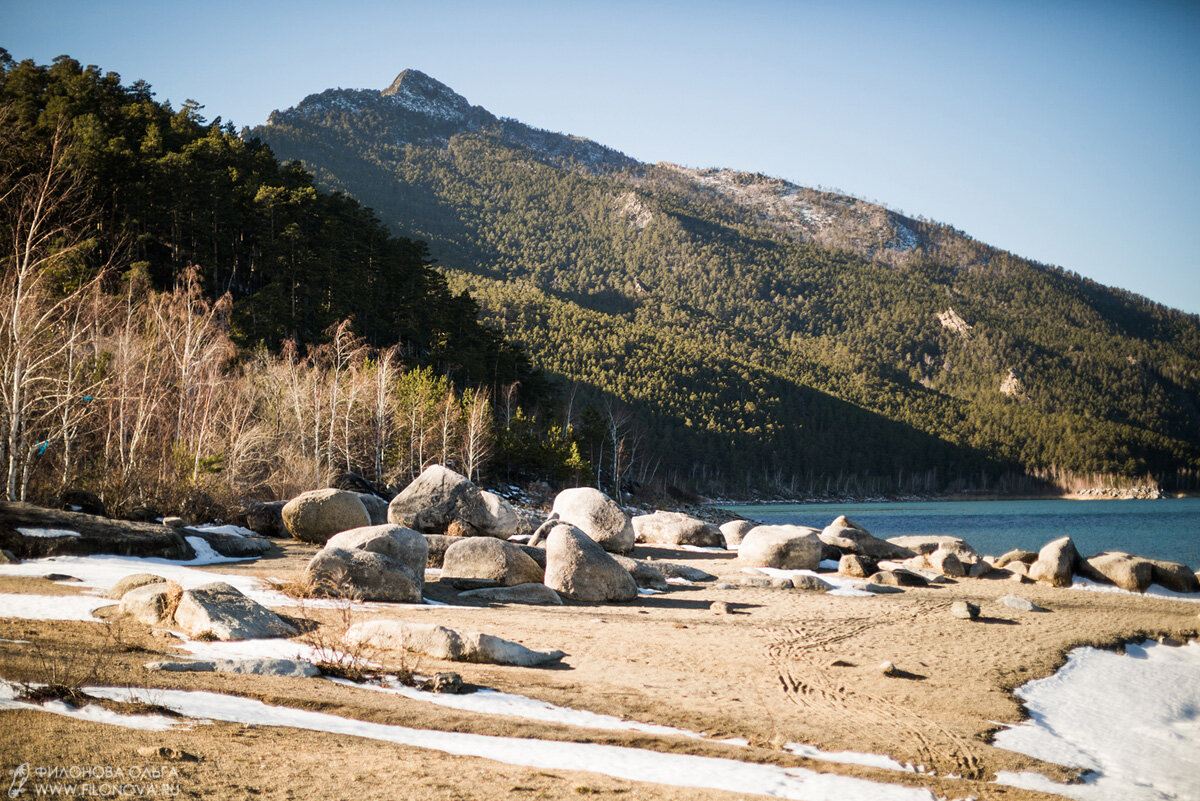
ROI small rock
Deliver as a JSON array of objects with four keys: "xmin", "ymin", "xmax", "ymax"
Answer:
[
  {"xmin": 0, "ymin": 549, "xmax": 18, "ymax": 564},
  {"xmin": 42, "ymin": 573, "xmax": 80, "ymax": 582},
  {"xmin": 217, "ymin": 658, "xmax": 320, "ymax": 677},
  {"xmin": 144, "ymin": 660, "xmax": 216, "ymax": 672},
  {"xmin": 1158, "ymin": 636, "xmax": 1184, "ymax": 648},
  {"xmin": 421, "ymin": 672, "xmax": 466, "ymax": 693},
  {"xmin": 879, "ymin": 660, "xmax": 898, "ymax": 677},
  {"xmin": 999, "ymin": 594, "xmax": 1045, "ymax": 612},
  {"xmin": 163, "ymin": 516, "xmax": 186, "ymax": 528},
  {"xmin": 861, "ymin": 582, "xmax": 904, "ymax": 595},
  {"xmin": 135, "ymin": 747, "xmax": 198, "ymax": 762},
  {"xmin": 868, "ymin": 569, "xmax": 928, "ymax": 587},
  {"xmin": 950, "ymin": 600, "xmax": 980, "ymax": 620},
  {"xmin": 790, "ymin": 574, "xmax": 833, "ymax": 592},
  {"xmin": 710, "ymin": 600, "xmax": 732, "ymax": 615}
]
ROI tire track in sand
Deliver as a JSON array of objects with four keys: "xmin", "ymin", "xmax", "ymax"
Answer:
[{"xmin": 766, "ymin": 604, "xmax": 984, "ymax": 779}]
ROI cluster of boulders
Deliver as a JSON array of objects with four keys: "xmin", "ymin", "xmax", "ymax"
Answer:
[
  {"xmin": 272, "ymin": 466, "xmax": 715, "ymax": 607},
  {"xmin": 109, "ymin": 573, "xmax": 297, "ymax": 640},
  {"xmin": 995, "ymin": 536, "xmax": 1200, "ymax": 594},
  {"xmin": 729, "ymin": 514, "xmax": 1200, "ymax": 596}
]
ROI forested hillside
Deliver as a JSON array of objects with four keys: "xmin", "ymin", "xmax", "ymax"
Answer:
[
  {"xmin": 253, "ymin": 69, "xmax": 1200, "ymax": 496},
  {"xmin": 0, "ymin": 54, "xmax": 557, "ymax": 513}
]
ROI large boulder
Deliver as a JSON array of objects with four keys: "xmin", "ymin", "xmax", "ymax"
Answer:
[
  {"xmin": 928, "ymin": 546, "xmax": 967, "ymax": 578},
  {"xmin": 719, "ymin": 520, "xmax": 756, "ymax": 548},
  {"xmin": 550, "ymin": 488, "xmax": 635, "ymax": 554},
  {"xmin": 304, "ymin": 524, "xmax": 427, "ymax": 602},
  {"xmin": 738, "ymin": 525, "xmax": 822, "ymax": 570},
  {"xmin": 441, "ymin": 537, "xmax": 544, "ymax": 587},
  {"xmin": 107, "ymin": 573, "xmax": 168, "ymax": 600},
  {"xmin": 243, "ymin": 500, "xmax": 288, "ymax": 538},
  {"xmin": 386, "ymin": 465, "xmax": 492, "ymax": 536},
  {"xmin": 173, "ymin": 582, "xmax": 296, "ymax": 640},
  {"xmin": 1028, "ymin": 536, "xmax": 1080, "ymax": 587},
  {"xmin": 543, "ymin": 523, "xmax": 638, "ymax": 603},
  {"xmin": 282, "ymin": 489, "xmax": 370, "ymax": 544},
  {"xmin": 1146, "ymin": 559, "xmax": 1200, "ymax": 593},
  {"xmin": 611, "ymin": 554, "xmax": 670, "ymax": 591},
  {"xmin": 457, "ymin": 583, "xmax": 563, "ymax": 606},
  {"xmin": 996, "ymin": 549, "xmax": 1038, "ymax": 568},
  {"xmin": 478, "ymin": 491, "xmax": 524, "ymax": 538},
  {"xmin": 888, "ymin": 535, "xmax": 980, "ymax": 566},
  {"xmin": 838, "ymin": 553, "xmax": 876, "ymax": 578},
  {"xmin": 324, "ymin": 524, "xmax": 429, "ymax": 568},
  {"xmin": 355, "ymin": 493, "xmax": 390, "ymax": 526},
  {"xmin": 632, "ymin": 511, "xmax": 725, "ymax": 548},
  {"xmin": 344, "ymin": 620, "xmax": 565, "ymax": 666},
  {"xmin": 1079, "ymin": 552, "xmax": 1153, "ymax": 593},
  {"xmin": 821, "ymin": 517, "xmax": 915, "ymax": 561},
  {"xmin": 119, "ymin": 582, "xmax": 179, "ymax": 625}
]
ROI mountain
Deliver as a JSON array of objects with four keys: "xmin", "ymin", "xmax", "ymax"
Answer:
[{"xmin": 251, "ymin": 69, "xmax": 1200, "ymax": 496}]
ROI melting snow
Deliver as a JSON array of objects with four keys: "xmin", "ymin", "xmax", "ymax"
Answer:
[
  {"xmin": 0, "ymin": 682, "xmax": 188, "ymax": 731},
  {"xmin": 784, "ymin": 742, "xmax": 915, "ymax": 773},
  {"xmin": 993, "ymin": 640, "xmax": 1200, "ymax": 800},
  {"xmin": 1071, "ymin": 577, "xmax": 1200, "ymax": 604},
  {"xmin": 16, "ymin": 528, "xmax": 79, "ymax": 538},
  {"xmin": 333, "ymin": 676, "xmax": 706, "ymax": 739},
  {"xmin": 78, "ymin": 686, "xmax": 936, "ymax": 800},
  {"xmin": 189, "ymin": 524, "xmax": 261, "ymax": 539},
  {"xmin": 0, "ymin": 593, "xmax": 110, "ymax": 621}
]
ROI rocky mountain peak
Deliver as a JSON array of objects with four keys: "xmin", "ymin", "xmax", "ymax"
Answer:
[{"xmin": 381, "ymin": 69, "xmax": 477, "ymax": 121}]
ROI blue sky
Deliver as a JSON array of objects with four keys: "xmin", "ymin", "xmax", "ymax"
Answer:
[{"xmin": 6, "ymin": 0, "xmax": 1198, "ymax": 313}]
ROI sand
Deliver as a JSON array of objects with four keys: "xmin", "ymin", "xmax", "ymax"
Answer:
[{"xmin": 1, "ymin": 538, "xmax": 1197, "ymax": 800}]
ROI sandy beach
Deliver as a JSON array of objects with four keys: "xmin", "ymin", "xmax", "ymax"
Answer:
[{"xmin": 2, "ymin": 534, "xmax": 1197, "ymax": 801}]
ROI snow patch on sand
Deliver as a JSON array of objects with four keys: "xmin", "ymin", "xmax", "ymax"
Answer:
[
  {"xmin": 0, "ymin": 593, "xmax": 110, "ymax": 621},
  {"xmin": 784, "ymin": 742, "xmax": 914, "ymax": 773},
  {"xmin": 993, "ymin": 640, "xmax": 1200, "ymax": 800},
  {"xmin": 334, "ymin": 676, "xmax": 706, "ymax": 739},
  {"xmin": 0, "ymin": 682, "xmax": 188, "ymax": 731},
  {"xmin": 80, "ymin": 686, "xmax": 936, "ymax": 800},
  {"xmin": 1071, "ymin": 577, "xmax": 1200, "ymax": 604}
]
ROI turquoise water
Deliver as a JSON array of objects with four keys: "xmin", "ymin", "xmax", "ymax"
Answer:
[{"xmin": 721, "ymin": 498, "xmax": 1200, "ymax": 568}]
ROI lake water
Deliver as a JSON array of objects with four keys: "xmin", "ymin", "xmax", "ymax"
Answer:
[{"xmin": 720, "ymin": 498, "xmax": 1200, "ymax": 568}]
